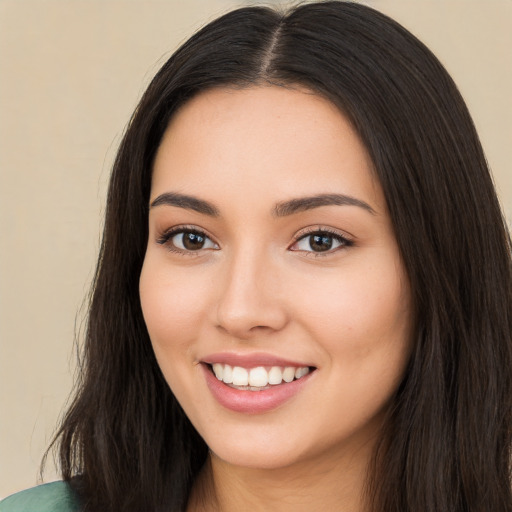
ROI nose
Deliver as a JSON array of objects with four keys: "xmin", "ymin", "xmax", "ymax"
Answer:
[{"xmin": 215, "ymin": 249, "xmax": 289, "ymax": 340}]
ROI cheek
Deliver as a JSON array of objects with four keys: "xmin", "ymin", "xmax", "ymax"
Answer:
[
  {"xmin": 139, "ymin": 257, "xmax": 213, "ymax": 406},
  {"xmin": 291, "ymin": 257, "xmax": 411, "ymax": 365},
  {"xmin": 289, "ymin": 258, "xmax": 412, "ymax": 438},
  {"xmin": 139, "ymin": 257, "xmax": 210, "ymax": 353}
]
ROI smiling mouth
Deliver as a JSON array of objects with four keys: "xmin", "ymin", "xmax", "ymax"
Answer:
[{"xmin": 207, "ymin": 363, "xmax": 316, "ymax": 391}]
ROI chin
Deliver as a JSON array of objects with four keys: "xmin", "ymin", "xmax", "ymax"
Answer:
[
  {"xmin": 212, "ymin": 445, "xmax": 303, "ymax": 471},
  {"xmin": 203, "ymin": 427, "xmax": 310, "ymax": 470}
]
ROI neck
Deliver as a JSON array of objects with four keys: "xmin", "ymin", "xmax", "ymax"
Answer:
[{"xmin": 187, "ymin": 442, "xmax": 374, "ymax": 512}]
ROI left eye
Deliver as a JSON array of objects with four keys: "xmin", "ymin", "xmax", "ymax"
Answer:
[
  {"xmin": 169, "ymin": 230, "xmax": 218, "ymax": 251},
  {"xmin": 292, "ymin": 232, "xmax": 351, "ymax": 253}
]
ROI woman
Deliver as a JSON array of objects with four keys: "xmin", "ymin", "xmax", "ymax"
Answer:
[{"xmin": 2, "ymin": 1, "xmax": 511, "ymax": 511}]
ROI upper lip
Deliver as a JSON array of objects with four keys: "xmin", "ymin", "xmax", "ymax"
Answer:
[{"xmin": 201, "ymin": 352, "xmax": 314, "ymax": 369}]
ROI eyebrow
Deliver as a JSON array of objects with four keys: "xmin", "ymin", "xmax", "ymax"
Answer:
[
  {"xmin": 150, "ymin": 192, "xmax": 220, "ymax": 216},
  {"xmin": 273, "ymin": 193, "xmax": 376, "ymax": 217},
  {"xmin": 149, "ymin": 192, "xmax": 376, "ymax": 217}
]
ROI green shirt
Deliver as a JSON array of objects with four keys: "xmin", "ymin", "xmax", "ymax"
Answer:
[{"xmin": 0, "ymin": 482, "xmax": 80, "ymax": 512}]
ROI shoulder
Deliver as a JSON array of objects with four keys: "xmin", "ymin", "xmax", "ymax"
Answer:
[{"xmin": 0, "ymin": 481, "xmax": 80, "ymax": 512}]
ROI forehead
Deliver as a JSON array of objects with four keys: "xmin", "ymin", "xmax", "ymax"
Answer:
[{"xmin": 152, "ymin": 86, "xmax": 385, "ymax": 213}]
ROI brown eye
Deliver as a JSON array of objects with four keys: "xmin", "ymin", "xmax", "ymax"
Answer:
[
  {"xmin": 291, "ymin": 230, "xmax": 352, "ymax": 253},
  {"xmin": 172, "ymin": 231, "xmax": 218, "ymax": 251},
  {"xmin": 158, "ymin": 229, "xmax": 219, "ymax": 252},
  {"xmin": 309, "ymin": 234, "xmax": 334, "ymax": 252},
  {"xmin": 180, "ymin": 232, "xmax": 207, "ymax": 250}
]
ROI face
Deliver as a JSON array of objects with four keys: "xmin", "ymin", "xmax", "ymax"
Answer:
[{"xmin": 140, "ymin": 86, "xmax": 412, "ymax": 471}]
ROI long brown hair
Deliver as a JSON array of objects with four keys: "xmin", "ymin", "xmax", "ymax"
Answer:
[{"xmin": 46, "ymin": 2, "xmax": 512, "ymax": 511}]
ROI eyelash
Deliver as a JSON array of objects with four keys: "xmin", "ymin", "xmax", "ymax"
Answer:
[
  {"xmin": 156, "ymin": 225, "xmax": 354, "ymax": 256},
  {"xmin": 290, "ymin": 227, "xmax": 354, "ymax": 257},
  {"xmin": 156, "ymin": 225, "xmax": 219, "ymax": 256}
]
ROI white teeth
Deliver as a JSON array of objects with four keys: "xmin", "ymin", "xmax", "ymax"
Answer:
[
  {"xmin": 268, "ymin": 366, "xmax": 283, "ymax": 385},
  {"xmin": 231, "ymin": 366, "xmax": 249, "ymax": 386},
  {"xmin": 282, "ymin": 366, "xmax": 296, "ymax": 383},
  {"xmin": 212, "ymin": 363, "xmax": 223, "ymax": 380},
  {"xmin": 295, "ymin": 367, "xmax": 310, "ymax": 379},
  {"xmin": 222, "ymin": 364, "xmax": 233, "ymax": 384},
  {"xmin": 249, "ymin": 367, "xmax": 268, "ymax": 387},
  {"xmin": 210, "ymin": 363, "xmax": 311, "ymax": 388}
]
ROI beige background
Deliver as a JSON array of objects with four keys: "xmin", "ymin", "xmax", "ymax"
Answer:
[{"xmin": 0, "ymin": 0, "xmax": 511, "ymax": 500}]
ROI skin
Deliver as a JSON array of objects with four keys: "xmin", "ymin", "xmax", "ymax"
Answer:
[{"xmin": 139, "ymin": 86, "xmax": 413, "ymax": 511}]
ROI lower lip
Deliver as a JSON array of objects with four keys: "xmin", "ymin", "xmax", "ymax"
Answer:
[{"xmin": 201, "ymin": 364, "xmax": 314, "ymax": 414}]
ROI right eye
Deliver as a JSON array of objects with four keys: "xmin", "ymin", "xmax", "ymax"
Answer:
[{"xmin": 158, "ymin": 228, "xmax": 219, "ymax": 253}]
